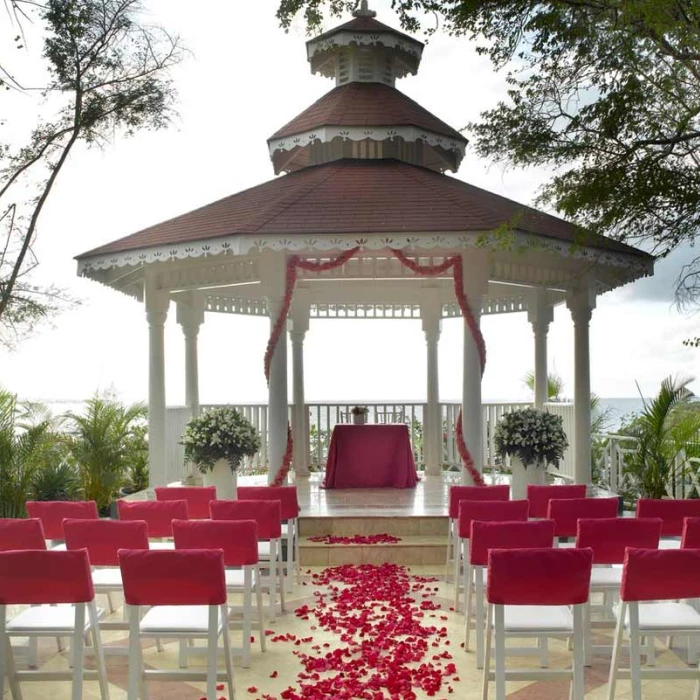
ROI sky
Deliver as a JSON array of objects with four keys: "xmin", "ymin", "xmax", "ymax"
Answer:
[{"xmin": 0, "ymin": 0, "xmax": 698, "ymax": 407}]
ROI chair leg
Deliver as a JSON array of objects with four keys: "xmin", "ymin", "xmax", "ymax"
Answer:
[
  {"xmin": 5, "ymin": 632, "xmax": 23, "ymax": 700},
  {"xmin": 178, "ymin": 639, "xmax": 188, "ymax": 668},
  {"xmin": 89, "ymin": 602, "xmax": 110, "ymax": 700},
  {"xmin": 0, "ymin": 606, "xmax": 6, "ymax": 700},
  {"xmin": 71, "ymin": 604, "xmax": 86, "ymax": 700},
  {"xmin": 494, "ymin": 605, "xmax": 506, "ymax": 700},
  {"xmin": 294, "ymin": 518, "xmax": 301, "ymax": 585},
  {"xmin": 583, "ymin": 600, "xmax": 592, "ymax": 666},
  {"xmin": 220, "ymin": 604, "xmax": 236, "ymax": 700},
  {"xmin": 445, "ymin": 519, "xmax": 453, "ymax": 582},
  {"xmin": 206, "ymin": 607, "xmax": 218, "ymax": 700},
  {"xmin": 607, "ymin": 602, "xmax": 626, "ymax": 700},
  {"xmin": 106, "ymin": 591, "xmax": 116, "ymax": 614},
  {"xmin": 255, "ymin": 565, "xmax": 266, "ymax": 653},
  {"xmin": 481, "ymin": 604, "xmax": 493, "ymax": 700},
  {"xmin": 268, "ymin": 544, "xmax": 277, "ymax": 622},
  {"xmin": 646, "ymin": 634, "xmax": 656, "ymax": 666},
  {"xmin": 285, "ymin": 527, "xmax": 293, "ymax": 594},
  {"xmin": 628, "ymin": 603, "xmax": 643, "ymax": 700},
  {"xmin": 243, "ymin": 567, "xmax": 253, "ymax": 668},
  {"xmin": 277, "ymin": 541, "xmax": 287, "ymax": 614},
  {"xmin": 127, "ymin": 606, "xmax": 142, "ymax": 700},
  {"xmin": 465, "ymin": 565, "xmax": 473, "ymax": 652},
  {"xmin": 538, "ymin": 636, "xmax": 548, "ymax": 668},
  {"xmin": 572, "ymin": 605, "xmax": 585, "ymax": 700},
  {"xmin": 475, "ymin": 567, "xmax": 485, "ymax": 669},
  {"xmin": 453, "ymin": 537, "xmax": 462, "ymax": 611}
]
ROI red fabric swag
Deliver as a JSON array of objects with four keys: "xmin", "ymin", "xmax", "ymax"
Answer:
[
  {"xmin": 0, "ymin": 518, "xmax": 47, "ymax": 551},
  {"xmin": 621, "ymin": 547, "xmax": 700, "ymax": 602},
  {"xmin": 487, "ymin": 547, "xmax": 593, "ymax": 606},
  {"xmin": 547, "ymin": 497, "xmax": 619, "ymax": 538},
  {"xmin": 25, "ymin": 500, "xmax": 98, "ymax": 540},
  {"xmin": 576, "ymin": 517, "xmax": 661, "ymax": 564},
  {"xmin": 172, "ymin": 519, "xmax": 258, "ymax": 566},
  {"xmin": 457, "ymin": 499, "xmax": 529, "ymax": 539},
  {"xmin": 0, "ymin": 549, "xmax": 94, "ymax": 604},
  {"xmin": 64, "ymin": 518, "xmax": 149, "ymax": 566},
  {"xmin": 526, "ymin": 484, "xmax": 587, "ymax": 519},
  {"xmin": 119, "ymin": 548, "xmax": 227, "ymax": 606},
  {"xmin": 469, "ymin": 519, "xmax": 555, "ymax": 566},
  {"xmin": 448, "ymin": 485, "xmax": 509, "ymax": 519},
  {"xmin": 154, "ymin": 486, "xmax": 216, "ymax": 520}
]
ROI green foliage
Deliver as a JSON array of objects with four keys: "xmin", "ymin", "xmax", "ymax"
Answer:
[
  {"xmin": 66, "ymin": 396, "xmax": 147, "ymax": 513},
  {"xmin": 124, "ymin": 424, "xmax": 149, "ymax": 492},
  {"xmin": 181, "ymin": 407, "xmax": 261, "ymax": 473},
  {"xmin": 622, "ymin": 376, "xmax": 700, "ymax": 499},
  {"xmin": 523, "ymin": 370, "xmax": 565, "ymax": 402},
  {"xmin": 494, "ymin": 407, "xmax": 568, "ymax": 469},
  {"xmin": 278, "ymin": 0, "xmax": 700, "ymax": 303},
  {"xmin": 32, "ymin": 460, "xmax": 80, "ymax": 501}
]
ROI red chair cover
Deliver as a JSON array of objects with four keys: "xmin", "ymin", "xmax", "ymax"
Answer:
[
  {"xmin": 117, "ymin": 499, "xmax": 189, "ymax": 538},
  {"xmin": 0, "ymin": 550, "xmax": 94, "ymax": 604},
  {"xmin": 635, "ymin": 498, "xmax": 700, "ymax": 537},
  {"xmin": 25, "ymin": 500, "xmax": 99, "ymax": 540},
  {"xmin": 620, "ymin": 548, "xmax": 700, "ymax": 602},
  {"xmin": 682, "ymin": 517, "xmax": 700, "ymax": 549},
  {"xmin": 172, "ymin": 519, "xmax": 258, "ymax": 567},
  {"xmin": 0, "ymin": 518, "xmax": 47, "ymax": 551},
  {"xmin": 448, "ymin": 485, "xmax": 510, "ymax": 519},
  {"xmin": 526, "ymin": 484, "xmax": 587, "ymax": 519},
  {"xmin": 470, "ymin": 519, "xmax": 555, "ymax": 566},
  {"xmin": 210, "ymin": 499, "xmax": 282, "ymax": 539},
  {"xmin": 237, "ymin": 486, "xmax": 300, "ymax": 520},
  {"xmin": 64, "ymin": 518, "xmax": 149, "ymax": 566},
  {"xmin": 155, "ymin": 486, "xmax": 216, "ymax": 520},
  {"xmin": 487, "ymin": 547, "xmax": 593, "ymax": 606},
  {"xmin": 457, "ymin": 499, "xmax": 529, "ymax": 539},
  {"xmin": 547, "ymin": 497, "xmax": 619, "ymax": 538},
  {"xmin": 119, "ymin": 549, "xmax": 227, "ymax": 606},
  {"xmin": 575, "ymin": 517, "xmax": 662, "ymax": 564}
]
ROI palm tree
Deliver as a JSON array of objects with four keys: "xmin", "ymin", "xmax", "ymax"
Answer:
[
  {"xmin": 523, "ymin": 370, "xmax": 565, "ymax": 402},
  {"xmin": 0, "ymin": 389, "xmax": 52, "ymax": 517},
  {"xmin": 624, "ymin": 376, "xmax": 700, "ymax": 499},
  {"xmin": 66, "ymin": 397, "xmax": 147, "ymax": 513}
]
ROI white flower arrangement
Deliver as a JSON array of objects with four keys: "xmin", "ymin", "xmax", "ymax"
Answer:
[
  {"xmin": 494, "ymin": 407, "xmax": 568, "ymax": 469},
  {"xmin": 180, "ymin": 406, "xmax": 260, "ymax": 473}
]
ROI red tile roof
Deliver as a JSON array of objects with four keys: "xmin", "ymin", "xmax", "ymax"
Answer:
[
  {"xmin": 77, "ymin": 160, "xmax": 650, "ymax": 260},
  {"xmin": 310, "ymin": 15, "xmax": 421, "ymax": 47},
  {"xmin": 270, "ymin": 82, "xmax": 466, "ymax": 143}
]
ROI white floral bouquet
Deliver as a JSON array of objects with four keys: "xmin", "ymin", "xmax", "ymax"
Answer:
[
  {"xmin": 180, "ymin": 406, "xmax": 260, "ymax": 473},
  {"xmin": 494, "ymin": 407, "xmax": 568, "ymax": 469}
]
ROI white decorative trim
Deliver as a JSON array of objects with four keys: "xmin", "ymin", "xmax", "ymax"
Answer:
[
  {"xmin": 268, "ymin": 125, "xmax": 466, "ymax": 157},
  {"xmin": 311, "ymin": 303, "xmax": 421, "ymax": 319},
  {"xmin": 307, "ymin": 31, "xmax": 423, "ymax": 64},
  {"xmin": 77, "ymin": 230, "xmax": 652, "ymax": 283}
]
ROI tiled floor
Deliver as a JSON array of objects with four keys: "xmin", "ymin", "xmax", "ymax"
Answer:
[{"xmin": 5, "ymin": 565, "xmax": 698, "ymax": 700}]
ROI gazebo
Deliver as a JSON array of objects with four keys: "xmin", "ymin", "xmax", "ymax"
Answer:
[{"xmin": 76, "ymin": 2, "xmax": 653, "ymax": 489}]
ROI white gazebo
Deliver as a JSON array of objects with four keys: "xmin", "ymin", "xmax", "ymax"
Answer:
[{"xmin": 76, "ymin": 2, "xmax": 653, "ymax": 489}]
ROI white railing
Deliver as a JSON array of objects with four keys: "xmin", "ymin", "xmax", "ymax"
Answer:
[{"xmin": 165, "ymin": 400, "xmax": 577, "ymax": 481}]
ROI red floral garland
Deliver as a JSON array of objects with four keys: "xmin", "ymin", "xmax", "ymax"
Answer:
[
  {"xmin": 265, "ymin": 248, "xmax": 361, "ymax": 484},
  {"xmin": 390, "ymin": 249, "xmax": 486, "ymax": 486}
]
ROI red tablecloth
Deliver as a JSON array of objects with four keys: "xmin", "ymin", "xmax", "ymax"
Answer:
[{"xmin": 324, "ymin": 424, "xmax": 419, "ymax": 489}]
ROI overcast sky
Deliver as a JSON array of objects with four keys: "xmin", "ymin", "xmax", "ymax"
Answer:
[{"xmin": 1, "ymin": 0, "xmax": 698, "ymax": 406}]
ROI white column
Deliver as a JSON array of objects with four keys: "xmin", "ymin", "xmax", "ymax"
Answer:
[
  {"xmin": 460, "ymin": 252, "xmax": 489, "ymax": 485},
  {"xmin": 421, "ymin": 291, "xmax": 442, "ymax": 476},
  {"xmin": 527, "ymin": 288, "xmax": 553, "ymax": 409},
  {"xmin": 567, "ymin": 286, "xmax": 596, "ymax": 485},
  {"xmin": 290, "ymin": 305, "xmax": 310, "ymax": 477},
  {"xmin": 145, "ymin": 281, "xmax": 170, "ymax": 489},
  {"xmin": 176, "ymin": 295, "xmax": 205, "ymax": 418}
]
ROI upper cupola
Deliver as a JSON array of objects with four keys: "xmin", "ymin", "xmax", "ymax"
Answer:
[{"xmin": 306, "ymin": 0, "xmax": 424, "ymax": 87}]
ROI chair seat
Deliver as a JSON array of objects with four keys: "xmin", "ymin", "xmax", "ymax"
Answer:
[
  {"xmin": 92, "ymin": 567, "xmax": 122, "ymax": 587},
  {"xmin": 619, "ymin": 602, "xmax": 700, "ymax": 631},
  {"xmin": 148, "ymin": 541, "xmax": 175, "ymax": 550},
  {"xmin": 7, "ymin": 605, "xmax": 96, "ymax": 635},
  {"xmin": 225, "ymin": 568, "xmax": 257, "ymax": 587},
  {"xmin": 140, "ymin": 605, "xmax": 224, "ymax": 633},
  {"xmin": 590, "ymin": 567, "xmax": 623, "ymax": 588},
  {"xmin": 658, "ymin": 539, "xmax": 682, "ymax": 550},
  {"xmin": 502, "ymin": 605, "xmax": 573, "ymax": 632}
]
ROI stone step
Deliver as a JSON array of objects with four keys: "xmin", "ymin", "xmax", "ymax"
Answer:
[
  {"xmin": 300, "ymin": 534, "xmax": 447, "ymax": 566},
  {"xmin": 299, "ymin": 515, "xmax": 448, "ymax": 538}
]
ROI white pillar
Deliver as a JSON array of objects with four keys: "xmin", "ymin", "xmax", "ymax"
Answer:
[
  {"xmin": 290, "ymin": 305, "xmax": 309, "ymax": 477},
  {"xmin": 421, "ymin": 291, "xmax": 442, "ymax": 476},
  {"xmin": 567, "ymin": 286, "xmax": 596, "ymax": 485},
  {"xmin": 145, "ymin": 281, "xmax": 170, "ymax": 489},
  {"xmin": 527, "ymin": 288, "xmax": 553, "ymax": 409},
  {"xmin": 460, "ymin": 252, "xmax": 489, "ymax": 485},
  {"xmin": 176, "ymin": 295, "xmax": 205, "ymax": 418}
]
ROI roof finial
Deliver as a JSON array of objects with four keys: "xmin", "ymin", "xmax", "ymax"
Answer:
[{"xmin": 353, "ymin": 1, "xmax": 377, "ymax": 18}]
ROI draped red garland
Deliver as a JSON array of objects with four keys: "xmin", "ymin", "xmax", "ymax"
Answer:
[{"xmin": 263, "ymin": 246, "xmax": 486, "ymax": 487}]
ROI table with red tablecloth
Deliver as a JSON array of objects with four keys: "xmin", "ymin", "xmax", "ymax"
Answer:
[{"xmin": 323, "ymin": 424, "xmax": 419, "ymax": 489}]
